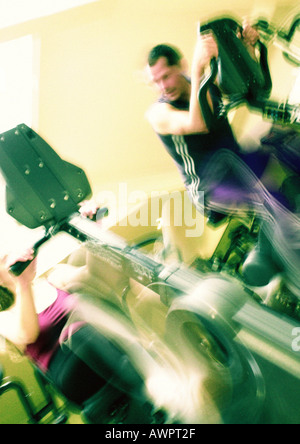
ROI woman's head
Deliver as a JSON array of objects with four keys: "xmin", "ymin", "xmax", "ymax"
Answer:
[
  {"xmin": 0, "ymin": 285, "xmax": 15, "ymax": 311},
  {"xmin": 0, "ymin": 264, "xmax": 16, "ymax": 311}
]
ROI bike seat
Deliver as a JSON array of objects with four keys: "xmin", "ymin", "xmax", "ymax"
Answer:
[
  {"xmin": 199, "ymin": 17, "xmax": 272, "ymax": 130},
  {"xmin": 0, "ymin": 124, "xmax": 92, "ymax": 229}
]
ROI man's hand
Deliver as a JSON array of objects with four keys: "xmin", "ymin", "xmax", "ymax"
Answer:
[
  {"xmin": 79, "ymin": 199, "xmax": 108, "ymax": 224},
  {"xmin": 242, "ymin": 20, "xmax": 260, "ymax": 47},
  {"xmin": 239, "ymin": 20, "xmax": 260, "ymax": 60},
  {"xmin": 79, "ymin": 199, "xmax": 99, "ymax": 220},
  {"xmin": 191, "ymin": 31, "xmax": 219, "ymax": 80}
]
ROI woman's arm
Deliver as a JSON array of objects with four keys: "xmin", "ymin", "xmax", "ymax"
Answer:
[{"xmin": 0, "ymin": 252, "xmax": 40, "ymax": 347}]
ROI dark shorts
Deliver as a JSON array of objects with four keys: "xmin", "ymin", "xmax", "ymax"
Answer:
[{"xmin": 47, "ymin": 324, "xmax": 143, "ymax": 406}]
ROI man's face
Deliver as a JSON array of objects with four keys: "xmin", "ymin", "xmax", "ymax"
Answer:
[{"xmin": 148, "ymin": 57, "xmax": 185, "ymax": 102}]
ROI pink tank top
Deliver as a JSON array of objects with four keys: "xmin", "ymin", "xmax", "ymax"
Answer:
[{"xmin": 25, "ymin": 289, "xmax": 74, "ymax": 372}]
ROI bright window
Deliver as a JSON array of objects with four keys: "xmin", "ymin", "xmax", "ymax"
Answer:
[{"xmin": 0, "ymin": 0, "xmax": 100, "ymax": 29}]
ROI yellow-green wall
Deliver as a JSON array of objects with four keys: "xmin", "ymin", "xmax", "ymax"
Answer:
[
  {"xmin": 0, "ymin": 0, "xmax": 299, "ymax": 424},
  {"xmin": 0, "ymin": 0, "xmax": 298, "ymax": 196}
]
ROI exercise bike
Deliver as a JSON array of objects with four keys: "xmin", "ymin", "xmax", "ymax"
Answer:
[
  {"xmin": 0, "ymin": 15, "xmax": 300, "ymax": 424},
  {"xmin": 198, "ymin": 14, "xmax": 300, "ymax": 131},
  {"xmin": 0, "ymin": 120, "xmax": 298, "ymax": 424}
]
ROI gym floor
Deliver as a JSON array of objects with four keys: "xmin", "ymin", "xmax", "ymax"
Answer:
[{"xmin": 0, "ymin": 347, "xmax": 84, "ymax": 424}]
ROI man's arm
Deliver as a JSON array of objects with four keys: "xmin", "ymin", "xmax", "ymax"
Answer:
[{"xmin": 146, "ymin": 33, "xmax": 218, "ymax": 136}]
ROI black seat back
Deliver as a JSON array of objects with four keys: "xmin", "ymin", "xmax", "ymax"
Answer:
[
  {"xmin": 200, "ymin": 17, "xmax": 272, "ymax": 100},
  {"xmin": 0, "ymin": 124, "xmax": 92, "ymax": 229},
  {"xmin": 199, "ymin": 17, "xmax": 272, "ymax": 130}
]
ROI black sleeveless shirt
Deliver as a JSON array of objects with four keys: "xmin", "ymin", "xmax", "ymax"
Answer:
[{"xmin": 156, "ymin": 84, "xmax": 239, "ymax": 203}]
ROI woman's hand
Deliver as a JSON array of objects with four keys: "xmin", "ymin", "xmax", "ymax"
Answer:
[
  {"xmin": 0, "ymin": 249, "xmax": 39, "ymax": 345},
  {"xmin": 15, "ymin": 250, "xmax": 37, "ymax": 288},
  {"xmin": 6, "ymin": 249, "xmax": 37, "ymax": 289}
]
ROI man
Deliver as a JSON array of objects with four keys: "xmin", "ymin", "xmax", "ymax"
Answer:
[
  {"xmin": 145, "ymin": 24, "xmax": 259, "ymax": 211},
  {"xmin": 146, "ymin": 25, "xmax": 300, "ymax": 308}
]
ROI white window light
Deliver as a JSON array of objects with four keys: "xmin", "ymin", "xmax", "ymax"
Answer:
[
  {"xmin": 0, "ymin": 0, "xmax": 100, "ymax": 30},
  {"xmin": 0, "ymin": 34, "xmax": 35, "ymax": 133}
]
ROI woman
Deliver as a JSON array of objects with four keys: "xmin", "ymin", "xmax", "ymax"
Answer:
[{"xmin": 0, "ymin": 250, "xmax": 153, "ymax": 423}]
